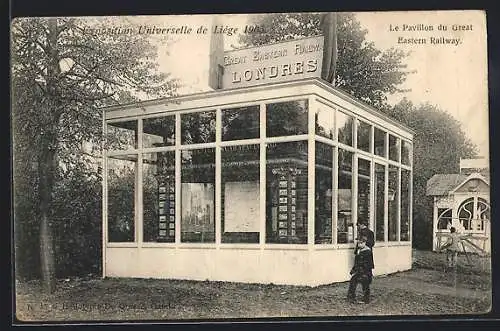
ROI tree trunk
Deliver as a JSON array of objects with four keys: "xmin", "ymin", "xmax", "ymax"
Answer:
[
  {"xmin": 38, "ymin": 141, "xmax": 58, "ymax": 293},
  {"xmin": 38, "ymin": 18, "xmax": 60, "ymax": 293}
]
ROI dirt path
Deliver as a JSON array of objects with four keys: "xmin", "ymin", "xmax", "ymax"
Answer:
[{"xmin": 375, "ymin": 269, "xmax": 489, "ymax": 300}]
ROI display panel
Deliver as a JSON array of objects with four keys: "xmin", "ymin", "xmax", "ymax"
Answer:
[
  {"xmin": 337, "ymin": 149, "xmax": 354, "ymax": 244},
  {"xmin": 221, "ymin": 144, "xmax": 260, "ymax": 243},
  {"xmin": 143, "ymin": 151, "xmax": 175, "ymax": 242},
  {"xmin": 374, "ymin": 163, "xmax": 386, "ymax": 242},
  {"xmin": 315, "ymin": 141, "xmax": 333, "ymax": 244},
  {"xmin": 266, "ymin": 141, "xmax": 308, "ymax": 244}
]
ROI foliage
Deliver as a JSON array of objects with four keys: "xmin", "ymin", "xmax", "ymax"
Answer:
[
  {"xmin": 12, "ymin": 17, "xmax": 177, "ymax": 282},
  {"xmin": 389, "ymin": 99, "xmax": 478, "ymax": 249},
  {"xmin": 239, "ymin": 12, "xmax": 411, "ymax": 108}
]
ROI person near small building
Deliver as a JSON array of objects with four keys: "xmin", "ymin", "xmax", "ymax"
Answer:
[
  {"xmin": 347, "ymin": 236, "xmax": 375, "ymax": 303},
  {"xmin": 440, "ymin": 226, "xmax": 461, "ymax": 269}
]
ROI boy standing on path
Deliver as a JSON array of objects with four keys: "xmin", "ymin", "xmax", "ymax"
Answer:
[{"xmin": 347, "ymin": 236, "xmax": 374, "ymax": 304}]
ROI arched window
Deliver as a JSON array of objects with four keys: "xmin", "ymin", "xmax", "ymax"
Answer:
[
  {"xmin": 475, "ymin": 198, "xmax": 490, "ymax": 231},
  {"xmin": 457, "ymin": 198, "xmax": 474, "ymax": 230},
  {"xmin": 437, "ymin": 208, "xmax": 452, "ymax": 230}
]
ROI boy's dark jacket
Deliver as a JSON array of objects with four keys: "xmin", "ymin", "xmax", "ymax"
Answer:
[{"xmin": 350, "ymin": 246, "xmax": 374, "ymax": 276}]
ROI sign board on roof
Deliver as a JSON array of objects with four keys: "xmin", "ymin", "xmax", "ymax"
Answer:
[{"xmin": 221, "ymin": 36, "xmax": 324, "ymax": 89}]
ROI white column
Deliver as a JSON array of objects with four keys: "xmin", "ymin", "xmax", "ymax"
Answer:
[
  {"xmin": 102, "ymin": 117, "xmax": 107, "ymax": 278},
  {"xmin": 432, "ymin": 197, "xmax": 438, "ymax": 251},
  {"xmin": 215, "ymin": 109, "xmax": 222, "ymax": 246},
  {"xmin": 175, "ymin": 113, "xmax": 181, "ymax": 245},
  {"xmin": 332, "ymin": 146, "xmax": 338, "ymax": 245},
  {"xmin": 307, "ymin": 96, "xmax": 316, "ymax": 247},
  {"xmin": 137, "ymin": 119, "xmax": 143, "ymax": 247},
  {"xmin": 384, "ymin": 164, "xmax": 389, "ymax": 243},
  {"xmin": 259, "ymin": 103, "xmax": 266, "ymax": 247}
]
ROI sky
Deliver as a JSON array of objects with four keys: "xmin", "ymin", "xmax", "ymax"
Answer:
[{"xmin": 117, "ymin": 11, "xmax": 489, "ymax": 157}]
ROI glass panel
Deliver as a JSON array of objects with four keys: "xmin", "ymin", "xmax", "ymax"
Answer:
[
  {"xmin": 143, "ymin": 151, "xmax": 176, "ymax": 242},
  {"xmin": 266, "ymin": 100, "xmax": 308, "ymax": 137},
  {"xmin": 458, "ymin": 197, "xmax": 474, "ymax": 230},
  {"xmin": 221, "ymin": 145, "xmax": 260, "ymax": 243},
  {"xmin": 477, "ymin": 198, "xmax": 489, "ymax": 231},
  {"xmin": 143, "ymin": 116, "xmax": 175, "ymax": 148},
  {"xmin": 402, "ymin": 140, "xmax": 412, "ymax": 166},
  {"xmin": 337, "ymin": 111, "xmax": 353, "ymax": 146},
  {"xmin": 388, "ymin": 165, "xmax": 399, "ymax": 241},
  {"xmin": 389, "ymin": 134, "xmax": 400, "ymax": 162},
  {"xmin": 222, "ymin": 105, "xmax": 260, "ymax": 141},
  {"xmin": 181, "ymin": 111, "xmax": 216, "ymax": 144},
  {"xmin": 357, "ymin": 158, "xmax": 371, "ymax": 229},
  {"xmin": 315, "ymin": 142, "xmax": 333, "ymax": 244},
  {"xmin": 374, "ymin": 163, "xmax": 385, "ymax": 242},
  {"xmin": 106, "ymin": 121, "xmax": 137, "ymax": 150},
  {"xmin": 337, "ymin": 149, "xmax": 354, "ymax": 243},
  {"xmin": 315, "ymin": 105, "xmax": 335, "ymax": 140},
  {"xmin": 107, "ymin": 154, "xmax": 137, "ymax": 242},
  {"xmin": 266, "ymin": 141, "xmax": 308, "ymax": 244},
  {"xmin": 437, "ymin": 208, "xmax": 452, "ymax": 230},
  {"xmin": 374, "ymin": 127, "xmax": 386, "ymax": 157},
  {"xmin": 181, "ymin": 148, "xmax": 215, "ymax": 242},
  {"xmin": 400, "ymin": 169, "xmax": 411, "ymax": 241},
  {"xmin": 357, "ymin": 120, "xmax": 371, "ymax": 153}
]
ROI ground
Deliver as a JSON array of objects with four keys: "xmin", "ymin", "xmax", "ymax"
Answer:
[{"xmin": 15, "ymin": 250, "xmax": 491, "ymax": 321}]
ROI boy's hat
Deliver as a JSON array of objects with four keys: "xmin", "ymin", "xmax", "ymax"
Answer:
[{"xmin": 357, "ymin": 219, "xmax": 368, "ymax": 226}]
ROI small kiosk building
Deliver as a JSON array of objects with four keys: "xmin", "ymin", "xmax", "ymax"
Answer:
[
  {"xmin": 427, "ymin": 158, "xmax": 490, "ymax": 253},
  {"xmin": 102, "ymin": 36, "xmax": 414, "ymax": 286}
]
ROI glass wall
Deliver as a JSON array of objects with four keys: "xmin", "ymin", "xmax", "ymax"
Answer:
[
  {"xmin": 388, "ymin": 165, "xmax": 399, "ymax": 241},
  {"xmin": 337, "ymin": 111, "xmax": 353, "ymax": 146},
  {"xmin": 143, "ymin": 116, "xmax": 175, "ymax": 148},
  {"xmin": 107, "ymin": 154, "xmax": 137, "ymax": 242},
  {"xmin": 267, "ymin": 100, "xmax": 308, "ymax": 137},
  {"xmin": 389, "ymin": 134, "xmax": 400, "ymax": 162},
  {"xmin": 105, "ymin": 96, "xmax": 412, "ymax": 248},
  {"xmin": 315, "ymin": 142, "xmax": 333, "ymax": 244},
  {"xmin": 107, "ymin": 121, "xmax": 137, "ymax": 150},
  {"xmin": 181, "ymin": 111, "xmax": 216, "ymax": 144},
  {"xmin": 374, "ymin": 127, "xmax": 386, "ymax": 158},
  {"xmin": 374, "ymin": 163, "xmax": 385, "ymax": 242},
  {"xmin": 400, "ymin": 169, "xmax": 411, "ymax": 241},
  {"xmin": 315, "ymin": 105, "xmax": 335, "ymax": 139},
  {"xmin": 337, "ymin": 149, "xmax": 354, "ymax": 244},
  {"xmin": 222, "ymin": 106, "xmax": 260, "ymax": 141},
  {"xmin": 357, "ymin": 120, "xmax": 371, "ymax": 153},
  {"xmin": 357, "ymin": 158, "xmax": 371, "ymax": 227}
]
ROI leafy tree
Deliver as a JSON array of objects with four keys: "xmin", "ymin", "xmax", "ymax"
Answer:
[
  {"xmin": 389, "ymin": 99, "xmax": 478, "ymax": 249},
  {"xmin": 239, "ymin": 12, "xmax": 411, "ymax": 108},
  {"xmin": 12, "ymin": 17, "xmax": 177, "ymax": 292}
]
